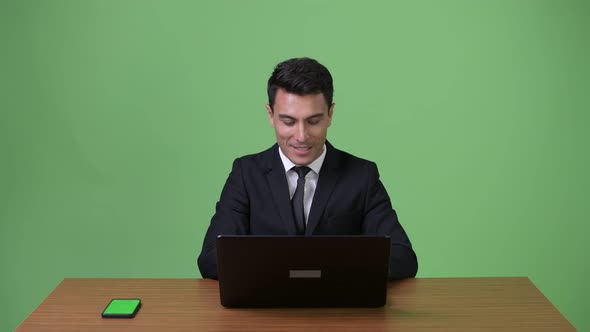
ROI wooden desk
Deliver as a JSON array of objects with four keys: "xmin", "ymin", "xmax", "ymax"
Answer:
[{"xmin": 17, "ymin": 277, "xmax": 575, "ymax": 331}]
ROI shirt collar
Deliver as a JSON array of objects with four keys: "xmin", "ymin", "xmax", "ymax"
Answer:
[{"xmin": 278, "ymin": 144, "xmax": 327, "ymax": 175}]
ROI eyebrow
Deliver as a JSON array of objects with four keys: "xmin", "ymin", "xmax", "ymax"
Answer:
[{"xmin": 278, "ymin": 113, "xmax": 325, "ymax": 121}]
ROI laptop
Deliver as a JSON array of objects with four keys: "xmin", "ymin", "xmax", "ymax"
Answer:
[{"xmin": 216, "ymin": 235, "xmax": 391, "ymax": 308}]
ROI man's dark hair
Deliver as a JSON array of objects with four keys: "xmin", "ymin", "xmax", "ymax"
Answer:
[{"xmin": 267, "ymin": 57, "xmax": 334, "ymax": 111}]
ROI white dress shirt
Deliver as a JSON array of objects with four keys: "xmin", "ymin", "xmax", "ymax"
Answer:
[{"xmin": 278, "ymin": 144, "xmax": 327, "ymax": 225}]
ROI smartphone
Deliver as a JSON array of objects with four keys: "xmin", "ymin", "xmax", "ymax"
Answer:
[{"xmin": 101, "ymin": 298, "xmax": 141, "ymax": 318}]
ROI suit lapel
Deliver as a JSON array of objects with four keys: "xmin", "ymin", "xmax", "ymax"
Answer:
[
  {"xmin": 263, "ymin": 145, "xmax": 297, "ymax": 235},
  {"xmin": 306, "ymin": 142, "xmax": 342, "ymax": 235}
]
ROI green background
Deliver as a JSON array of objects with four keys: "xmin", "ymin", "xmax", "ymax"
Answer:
[{"xmin": 1, "ymin": 0, "xmax": 588, "ymax": 330}]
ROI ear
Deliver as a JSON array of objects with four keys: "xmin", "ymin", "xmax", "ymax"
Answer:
[
  {"xmin": 266, "ymin": 104, "xmax": 275, "ymax": 128},
  {"xmin": 327, "ymin": 103, "xmax": 335, "ymax": 127}
]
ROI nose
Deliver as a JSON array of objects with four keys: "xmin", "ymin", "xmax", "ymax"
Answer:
[{"xmin": 294, "ymin": 123, "xmax": 307, "ymax": 142}]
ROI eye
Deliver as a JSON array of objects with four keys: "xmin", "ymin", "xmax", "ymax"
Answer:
[
  {"xmin": 283, "ymin": 121, "xmax": 295, "ymax": 126},
  {"xmin": 308, "ymin": 120, "xmax": 320, "ymax": 125}
]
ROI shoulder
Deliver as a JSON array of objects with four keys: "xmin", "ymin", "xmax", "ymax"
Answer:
[
  {"xmin": 231, "ymin": 144, "xmax": 278, "ymax": 171},
  {"xmin": 327, "ymin": 142, "xmax": 377, "ymax": 170}
]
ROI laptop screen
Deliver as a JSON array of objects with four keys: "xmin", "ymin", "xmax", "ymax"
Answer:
[{"xmin": 216, "ymin": 235, "xmax": 391, "ymax": 307}]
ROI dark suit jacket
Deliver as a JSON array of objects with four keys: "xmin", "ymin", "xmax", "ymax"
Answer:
[{"xmin": 197, "ymin": 142, "xmax": 418, "ymax": 279}]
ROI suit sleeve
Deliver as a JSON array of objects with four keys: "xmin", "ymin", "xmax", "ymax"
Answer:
[
  {"xmin": 362, "ymin": 162, "xmax": 418, "ymax": 279},
  {"xmin": 197, "ymin": 158, "xmax": 250, "ymax": 279}
]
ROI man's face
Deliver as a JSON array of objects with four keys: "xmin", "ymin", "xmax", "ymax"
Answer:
[{"xmin": 266, "ymin": 89, "xmax": 334, "ymax": 166}]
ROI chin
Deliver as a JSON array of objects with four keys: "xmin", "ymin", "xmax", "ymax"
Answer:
[
  {"xmin": 286, "ymin": 155, "xmax": 309, "ymax": 166},
  {"xmin": 299, "ymin": 155, "xmax": 318, "ymax": 165}
]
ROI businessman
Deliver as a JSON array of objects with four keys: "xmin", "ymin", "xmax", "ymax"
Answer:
[{"xmin": 198, "ymin": 57, "xmax": 417, "ymax": 279}]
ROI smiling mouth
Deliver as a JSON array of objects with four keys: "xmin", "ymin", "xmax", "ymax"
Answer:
[{"xmin": 291, "ymin": 146, "xmax": 311, "ymax": 152}]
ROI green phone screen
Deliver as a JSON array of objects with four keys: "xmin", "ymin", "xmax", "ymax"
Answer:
[{"xmin": 102, "ymin": 299, "xmax": 141, "ymax": 317}]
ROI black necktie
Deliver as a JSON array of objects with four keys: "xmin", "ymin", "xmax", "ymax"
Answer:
[{"xmin": 291, "ymin": 166, "xmax": 311, "ymax": 235}]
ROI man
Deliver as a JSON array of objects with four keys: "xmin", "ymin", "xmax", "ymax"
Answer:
[{"xmin": 198, "ymin": 57, "xmax": 417, "ymax": 279}]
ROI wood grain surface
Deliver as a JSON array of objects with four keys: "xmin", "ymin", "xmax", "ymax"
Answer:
[{"xmin": 16, "ymin": 277, "xmax": 575, "ymax": 331}]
